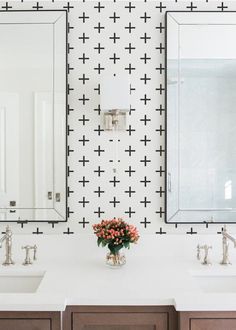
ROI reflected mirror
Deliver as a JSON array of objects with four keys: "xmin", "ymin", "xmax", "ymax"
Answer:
[
  {"xmin": 0, "ymin": 11, "xmax": 67, "ymax": 222},
  {"xmin": 166, "ymin": 12, "xmax": 236, "ymax": 223}
]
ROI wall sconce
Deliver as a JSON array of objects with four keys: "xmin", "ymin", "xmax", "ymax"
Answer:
[{"xmin": 100, "ymin": 75, "xmax": 130, "ymax": 131}]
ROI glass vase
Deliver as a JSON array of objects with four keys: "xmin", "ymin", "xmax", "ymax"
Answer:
[{"xmin": 106, "ymin": 249, "xmax": 126, "ymax": 267}]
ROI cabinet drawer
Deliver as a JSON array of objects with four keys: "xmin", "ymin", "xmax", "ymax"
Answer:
[
  {"xmin": 191, "ymin": 319, "xmax": 236, "ymax": 330},
  {"xmin": 0, "ymin": 319, "xmax": 51, "ymax": 330},
  {"xmin": 0, "ymin": 311, "xmax": 60, "ymax": 330},
  {"xmin": 73, "ymin": 312, "xmax": 167, "ymax": 330},
  {"xmin": 64, "ymin": 306, "xmax": 178, "ymax": 330}
]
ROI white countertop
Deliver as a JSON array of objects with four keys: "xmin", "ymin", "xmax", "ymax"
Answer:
[{"xmin": 1, "ymin": 233, "xmax": 236, "ymax": 312}]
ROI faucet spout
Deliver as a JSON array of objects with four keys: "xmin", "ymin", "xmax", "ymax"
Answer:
[
  {"xmin": 0, "ymin": 226, "xmax": 14, "ymax": 266},
  {"xmin": 221, "ymin": 225, "xmax": 236, "ymax": 265}
]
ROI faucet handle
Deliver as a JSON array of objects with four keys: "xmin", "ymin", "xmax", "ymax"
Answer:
[
  {"xmin": 22, "ymin": 245, "xmax": 37, "ymax": 266},
  {"xmin": 197, "ymin": 244, "xmax": 212, "ymax": 265}
]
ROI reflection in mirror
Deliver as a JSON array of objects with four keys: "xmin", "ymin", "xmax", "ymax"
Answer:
[
  {"xmin": 166, "ymin": 12, "xmax": 236, "ymax": 223},
  {"xmin": 0, "ymin": 11, "xmax": 67, "ymax": 222}
]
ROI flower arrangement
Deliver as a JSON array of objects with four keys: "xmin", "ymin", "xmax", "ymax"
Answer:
[{"xmin": 93, "ymin": 218, "xmax": 139, "ymax": 256}]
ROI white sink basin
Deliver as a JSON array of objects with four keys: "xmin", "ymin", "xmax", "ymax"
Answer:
[
  {"xmin": 0, "ymin": 271, "xmax": 45, "ymax": 293},
  {"xmin": 193, "ymin": 274, "xmax": 236, "ymax": 293}
]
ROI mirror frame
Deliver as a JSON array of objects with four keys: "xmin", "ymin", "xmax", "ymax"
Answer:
[
  {"xmin": 165, "ymin": 10, "xmax": 236, "ymax": 224},
  {"xmin": 0, "ymin": 10, "xmax": 68, "ymax": 223}
]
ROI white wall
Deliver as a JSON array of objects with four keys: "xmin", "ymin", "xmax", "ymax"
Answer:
[{"xmin": 4, "ymin": 0, "xmax": 236, "ymax": 236}]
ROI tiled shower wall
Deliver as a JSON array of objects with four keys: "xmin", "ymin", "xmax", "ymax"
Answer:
[{"xmin": 3, "ymin": 0, "xmax": 236, "ymax": 235}]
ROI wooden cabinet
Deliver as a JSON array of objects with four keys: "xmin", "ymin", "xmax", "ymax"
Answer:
[
  {"xmin": 0, "ymin": 311, "xmax": 60, "ymax": 330},
  {"xmin": 179, "ymin": 311, "xmax": 236, "ymax": 330},
  {"xmin": 63, "ymin": 306, "xmax": 178, "ymax": 330}
]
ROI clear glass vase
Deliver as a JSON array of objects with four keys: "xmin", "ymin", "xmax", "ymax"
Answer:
[{"xmin": 106, "ymin": 249, "xmax": 126, "ymax": 267}]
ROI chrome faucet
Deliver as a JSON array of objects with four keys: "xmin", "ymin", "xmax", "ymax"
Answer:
[
  {"xmin": 0, "ymin": 226, "xmax": 14, "ymax": 266},
  {"xmin": 220, "ymin": 225, "xmax": 236, "ymax": 265}
]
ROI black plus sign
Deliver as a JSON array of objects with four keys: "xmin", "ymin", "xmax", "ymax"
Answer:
[
  {"xmin": 32, "ymin": 2, "xmax": 43, "ymax": 10},
  {"xmin": 125, "ymin": 207, "xmax": 136, "ymax": 218},
  {"xmin": 140, "ymin": 94, "xmax": 151, "ymax": 105},
  {"xmin": 94, "ymin": 166, "xmax": 105, "ymax": 177},
  {"xmin": 79, "ymin": 33, "xmax": 90, "ymax": 43},
  {"xmin": 156, "ymin": 166, "xmax": 165, "ymax": 177},
  {"xmin": 109, "ymin": 33, "xmax": 120, "ymax": 43},
  {"xmin": 156, "ymin": 104, "xmax": 165, "ymax": 115},
  {"xmin": 94, "ymin": 84, "xmax": 100, "ymax": 95},
  {"xmin": 125, "ymin": 2, "xmax": 136, "ymax": 12},
  {"xmin": 126, "ymin": 125, "xmax": 136, "ymax": 136},
  {"xmin": 94, "ymin": 43, "xmax": 105, "ymax": 54},
  {"xmin": 94, "ymin": 104, "xmax": 101, "ymax": 115},
  {"xmin": 156, "ymin": 2, "xmax": 167, "ymax": 13},
  {"xmin": 94, "ymin": 186, "xmax": 105, "ymax": 197},
  {"xmin": 125, "ymin": 63, "xmax": 136, "ymax": 74},
  {"xmin": 94, "ymin": 22, "xmax": 105, "ymax": 33},
  {"xmin": 33, "ymin": 227, "xmax": 43, "ymax": 235},
  {"xmin": 68, "ymin": 23, "xmax": 74, "ymax": 33},
  {"xmin": 94, "ymin": 125, "xmax": 104, "ymax": 136},
  {"xmin": 78, "ymin": 53, "xmax": 90, "ymax": 64},
  {"xmin": 125, "ymin": 146, "xmax": 136, "ymax": 157},
  {"xmin": 94, "ymin": 63, "xmax": 105, "ymax": 74},
  {"xmin": 156, "ymin": 63, "xmax": 165, "ymax": 74},
  {"xmin": 2, "ymin": 2, "xmax": 12, "ymax": 10},
  {"xmin": 94, "ymin": 1, "xmax": 105, "ymax": 12},
  {"xmin": 140, "ymin": 12, "xmax": 151, "ymax": 23},
  {"xmin": 63, "ymin": 227, "xmax": 74, "ymax": 235},
  {"xmin": 156, "ymin": 227, "xmax": 167, "ymax": 235},
  {"xmin": 78, "ymin": 135, "xmax": 89, "ymax": 146},
  {"xmin": 186, "ymin": 2, "xmax": 197, "ymax": 11},
  {"xmin": 156, "ymin": 145, "xmax": 165, "ymax": 156},
  {"xmin": 140, "ymin": 53, "xmax": 151, "ymax": 64},
  {"xmin": 125, "ymin": 186, "xmax": 136, "ymax": 197},
  {"xmin": 78, "ymin": 217, "xmax": 89, "ymax": 229},
  {"xmin": 140, "ymin": 33, "xmax": 151, "ymax": 43},
  {"xmin": 156, "ymin": 207, "xmax": 165, "ymax": 218},
  {"xmin": 125, "ymin": 43, "xmax": 136, "ymax": 54},
  {"xmin": 156, "ymin": 84, "xmax": 165, "ymax": 95},
  {"xmin": 140, "ymin": 135, "xmax": 151, "ymax": 146},
  {"xmin": 125, "ymin": 22, "xmax": 136, "ymax": 33},
  {"xmin": 109, "ymin": 53, "xmax": 120, "ymax": 64},
  {"xmin": 63, "ymin": 2, "xmax": 74, "ymax": 12},
  {"xmin": 79, "ymin": 74, "xmax": 89, "ymax": 85},
  {"xmin": 94, "ymin": 145, "xmax": 105, "ymax": 157},
  {"xmin": 78, "ymin": 176, "xmax": 90, "ymax": 187},
  {"xmin": 79, "ymin": 197, "xmax": 89, "ymax": 208},
  {"xmin": 124, "ymin": 166, "xmax": 136, "ymax": 177},
  {"xmin": 140, "ymin": 217, "xmax": 151, "ymax": 228},
  {"xmin": 217, "ymin": 2, "xmax": 228, "ymax": 10},
  {"xmin": 156, "ymin": 43, "xmax": 165, "ymax": 54},
  {"xmin": 109, "ymin": 12, "xmax": 120, "ymax": 23},
  {"xmin": 79, "ymin": 94, "xmax": 90, "ymax": 105},
  {"xmin": 140, "ymin": 74, "xmax": 151, "ymax": 85},
  {"xmin": 78, "ymin": 115, "xmax": 90, "ymax": 126},
  {"xmin": 156, "ymin": 22, "xmax": 165, "ymax": 33},
  {"xmin": 78, "ymin": 12, "xmax": 89, "ymax": 23},
  {"xmin": 140, "ymin": 114, "xmax": 151, "ymax": 126},
  {"xmin": 140, "ymin": 197, "xmax": 151, "ymax": 208},
  {"xmin": 140, "ymin": 156, "xmax": 151, "ymax": 167},
  {"xmin": 156, "ymin": 125, "xmax": 165, "ymax": 136},
  {"xmin": 109, "ymin": 197, "xmax": 120, "ymax": 208},
  {"xmin": 109, "ymin": 176, "xmax": 120, "ymax": 187},
  {"xmin": 94, "ymin": 207, "xmax": 105, "ymax": 218},
  {"xmin": 156, "ymin": 186, "xmax": 165, "ymax": 197},
  {"xmin": 140, "ymin": 176, "xmax": 151, "ymax": 187},
  {"xmin": 186, "ymin": 227, "xmax": 197, "ymax": 235},
  {"xmin": 78, "ymin": 156, "xmax": 89, "ymax": 167}
]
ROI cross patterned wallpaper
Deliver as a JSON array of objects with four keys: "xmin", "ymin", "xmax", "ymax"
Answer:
[{"xmin": 2, "ymin": 0, "xmax": 236, "ymax": 235}]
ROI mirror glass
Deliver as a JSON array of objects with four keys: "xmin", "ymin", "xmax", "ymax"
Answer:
[
  {"xmin": 166, "ymin": 12, "xmax": 236, "ymax": 223},
  {"xmin": 0, "ymin": 11, "xmax": 67, "ymax": 222}
]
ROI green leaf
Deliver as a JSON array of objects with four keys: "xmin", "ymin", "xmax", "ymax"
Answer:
[
  {"xmin": 97, "ymin": 237, "xmax": 103, "ymax": 247},
  {"xmin": 101, "ymin": 240, "xmax": 108, "ymax": 247}
]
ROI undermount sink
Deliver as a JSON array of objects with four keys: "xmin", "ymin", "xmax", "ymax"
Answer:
[
  {"xmin": 190, "ymin": 270, "xmax": 236, "ymax": 293},
  {"xmin": 0, "ymin": 271, "xmax": 45, "ymax": 293}
]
